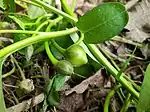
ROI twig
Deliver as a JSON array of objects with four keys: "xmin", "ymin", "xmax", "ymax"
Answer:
[
  {"xmin": 125, "ymin": 0, "xmax": 140, "ymax": 10},
  {"xmin": 6, "ymin": 93, "xmax": 44, "ymax": 112}
]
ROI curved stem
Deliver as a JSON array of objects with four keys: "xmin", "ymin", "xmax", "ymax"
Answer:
[
  {"xmin": 104, "ymin": 85, "xmax": 121, "ymax": 112},
  {"xmin": 2, "ymin": 56, "xmax": 15, "ymax": 78},
  {"xmin": 35, "ymin": 14, "xmax": 53, "ymax": 25},
  {"xmin": 2, "ymin": 66, "xmax": 15, "ymax": 78},
  {"xmin": 44, "ymin": 17, "xmax": 64, "ymax": 65},
  {"xmin": 0, "ymin": 27, "xmax": 78, "ymax": 58},
  {"xmin": 51, "ymin": 39, "xmax": 66, "ymax": 55},
  {"xmin": 74, "ymin": 32, "xmax": 84, "ymax": 45},
  {"xmin": 34, "ymin": 21, "xmax": 49, "ymax": 32},
  {"xmin": 45, "ymin": 41, "xmax": 58, "ymax": 65}
]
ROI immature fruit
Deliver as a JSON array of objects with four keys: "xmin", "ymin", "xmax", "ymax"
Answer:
[
  {"xmin": 65, "ymin": 45, "xmax": 88, "ymax": 67},
  {"xmin": 55, "ymin": 60, "xmax": 74, "ymax": 75}
]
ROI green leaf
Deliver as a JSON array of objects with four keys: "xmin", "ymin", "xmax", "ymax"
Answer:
[
  {"xmin": 25, "ymin": 45, "xmax": 34, "ymax": 61},
  {"xmin": 9, "ymin": 16, "xmax": 25, "ymax": 30},
  {"xmin": 27, "ymin": 0, "xmax": 54, "ymax": 19},
  {"xmin": 46, "ymin": 74, "xmax": 66, "ymax": 106},
  {"xmin": 13, "ymin": 33, "xmax": 30, "ymax": 55},
  {"xmin": 28, "ymin": 5, "xmax": 45, "ymax": 19},
  {"xmin": 8, "ymin": 13, "xmax": 36, "ymax": 25},
  {"xmin": 137, "ymin": 64, "xmax": 150, "ymax": 112},
  {"xmin": 0, "ymin": 58, "xmax": 6, "ymax": 112},
  {"xmin": 76, "ymin": 2, "xmax": 128, "ymax": 44}
]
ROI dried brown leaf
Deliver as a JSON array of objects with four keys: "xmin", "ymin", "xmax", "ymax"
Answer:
[
  {"xmin": 65, "ymin": 69, "xmax": 106, "ymax": 95},
  {"xmin": 125, "ymin": 0, "xmax": 150, "ymax": 42}
]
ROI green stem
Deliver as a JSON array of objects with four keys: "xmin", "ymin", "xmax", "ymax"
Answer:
[
  {"xmin": 51, "ymin": 39, "xmax": 66, "ymax": 55},
  {"xmin": 104, "ymin": 85, "xmax": 121, "ymax": 112},
  {"xmin": 117, "ymin": 46, "xmax": 137, "ymax": 80},
  {"xmin": 117, "ymin": 91, "xmax": 124, "ymax": 103},
  {"xmin": 0, "ymin": 27, "xmax": 78, "ymax": 58},
  {"xmin": 123, "ymin": 75, "xmax": 140, "ymax": 91},
  {"xmin": 45, "ymin": 41, "xmax": 58, "ymax": 65},
  {"xmin": 99, "ymin": 45, "xmax": 141, "ymax": 91},
  {"xmin": 61, "ymin": 0, "xmax": 76, "ymax": 18},
  {"xmin": 35, "ymin": 14, "xmax": 53, "ymax": 25},
  {"xmin": 44, "ymin": 17, "xmax": 64, "ymax": 65},
  {"xmin": 120, "ymin": 93, "xmax": 131, "ymax": 112},
  {"xmin": 2, "ymin": 66, "xmax": 15, "ymax": 78},
  {"xmin": 87, "ymin": 44, "xmax": 139, "ymax": 99},
  {"xmin": 2, "ymin": 57, "xmax": 15, "ymax": 78},
  {"xmin": 0, "ymin": 58, "xmax": 6, "ymax": 112},
  {"xmin": 74, "ymin": 32, "xmax": 84, "ymax": 45},
  {"xmin": 31, "ymin": 0, "xmax": 77, "ymax": 23},
  {"xmin": 35, "ymin": 21, "xmax": 49, "ymax": 32},
  {"xmin": 47, "ymin": 16, "xmax": 66, "ymax": 55},
  {"xmin": 0, "ymin": 30, "xmax": 39, "ymax": 34}
]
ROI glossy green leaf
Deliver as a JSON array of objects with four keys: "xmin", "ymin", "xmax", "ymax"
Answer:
[
  {"xmin": 137, "ymin": 64, "xmax": 150, "ymax": 112},
  {"xmin": 76, "ymin": 2, "xmax": 128, "ymax": 44},
  {"xmin": 0, "ymin": 58, "xmax": 6, "ymax": 112}
]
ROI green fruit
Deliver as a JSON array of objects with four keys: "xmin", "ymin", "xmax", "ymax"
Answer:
[
  {"xmin": 55, "ymin": 60, "xmax": 74, "ymax": 75},
  {"xmin": 65, "ymin": 45, "xmax": 88, "ymax": 67}
]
